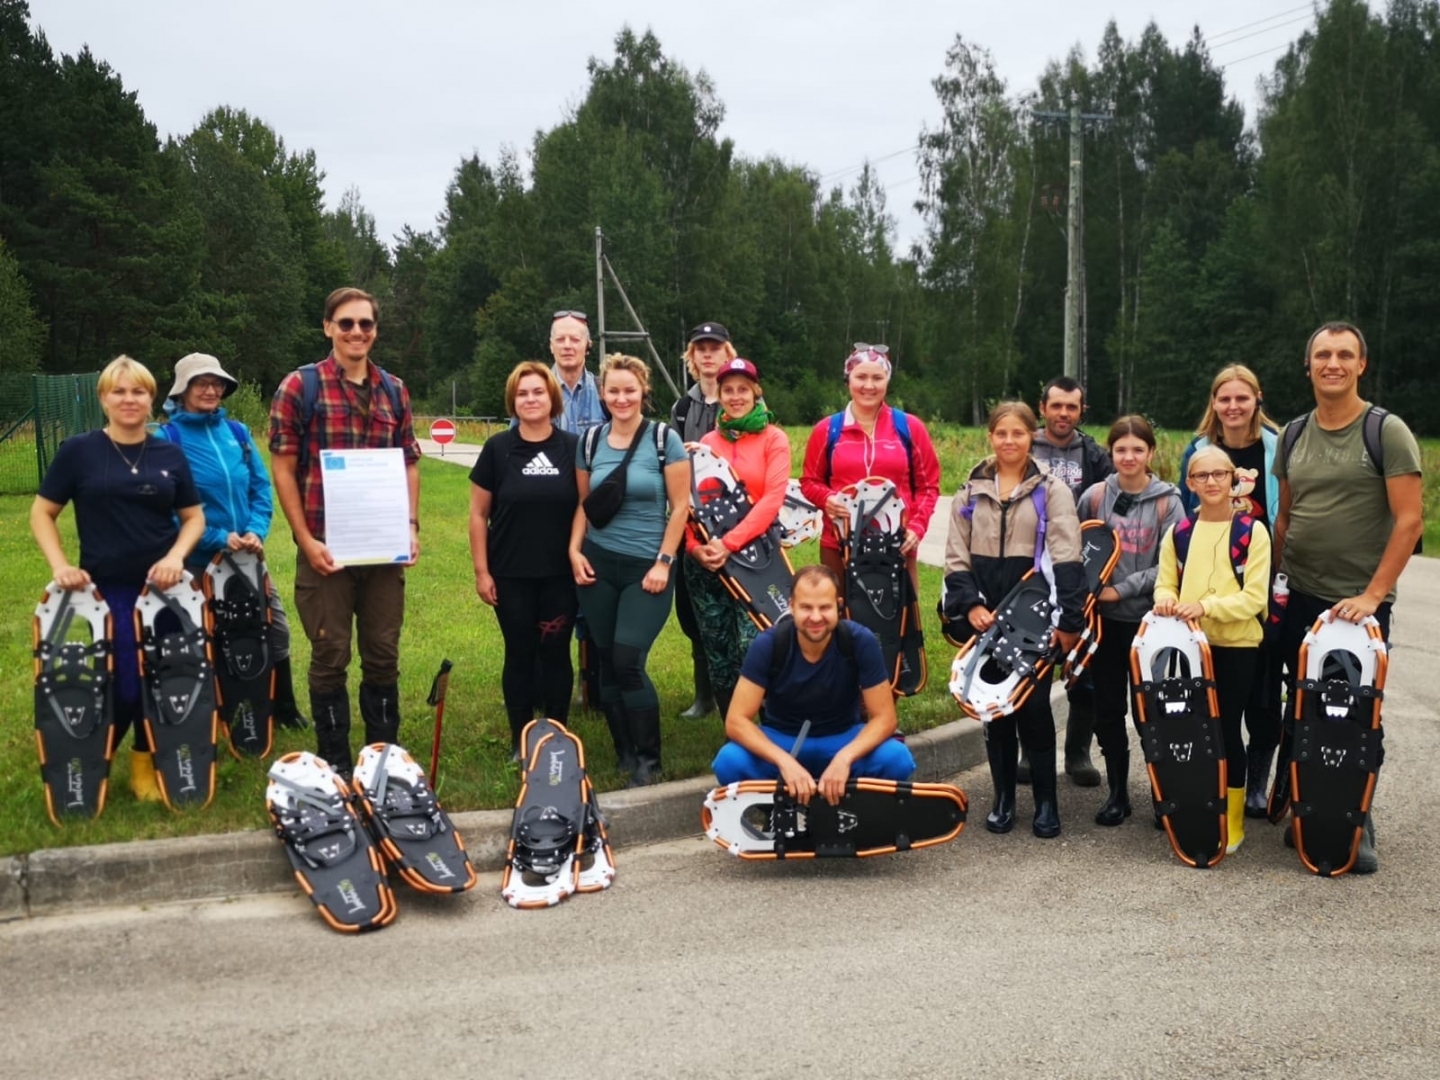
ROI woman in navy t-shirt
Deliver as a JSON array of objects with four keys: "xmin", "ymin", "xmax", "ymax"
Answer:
[{"xmin": 31, "ymin": 356, "xmax": 204, "ymax": 802}]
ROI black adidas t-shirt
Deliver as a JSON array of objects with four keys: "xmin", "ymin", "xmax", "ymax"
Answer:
[{"xmin": 470, "ymin": 426, "xmax": 579, "ymax": 578}]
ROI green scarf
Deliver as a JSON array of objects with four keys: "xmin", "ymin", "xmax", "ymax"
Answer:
[{"xmin": 717, "ymin": 401, "xmax": 775, "ymax": 441}]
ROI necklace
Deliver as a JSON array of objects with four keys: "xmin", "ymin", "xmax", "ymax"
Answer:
[{"xmin": 107, "ymin": 434, "xmax": 147, "ymax": 475}]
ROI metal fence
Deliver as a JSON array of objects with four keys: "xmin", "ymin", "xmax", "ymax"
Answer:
[{"xmin": 0, "ymin": 373, "xmax": 103, "ymax": 495}]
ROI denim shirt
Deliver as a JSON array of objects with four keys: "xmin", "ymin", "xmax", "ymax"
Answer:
[{"xmin": 555, "ymin": 367, "xmax": 606, "ymax": 436}]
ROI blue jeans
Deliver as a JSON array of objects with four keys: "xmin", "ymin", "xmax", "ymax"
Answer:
[{"xmin": 713, "ymin": 724, "xmax": 917, "ymax": 785}]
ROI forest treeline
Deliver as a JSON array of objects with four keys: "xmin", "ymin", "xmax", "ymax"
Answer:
[{"xmin": 2, "ymin": 0, "xmax": 1438, "ymax": 432}]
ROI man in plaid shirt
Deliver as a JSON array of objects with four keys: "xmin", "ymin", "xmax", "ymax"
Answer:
[{"xmin": 269, "ymin": 286, "xmax": 422, "ymax": 777}]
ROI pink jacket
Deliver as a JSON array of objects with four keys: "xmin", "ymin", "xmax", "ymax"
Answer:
[
  {"xmin": 687, "ymin": 425, "xmax": 792, "ymax": 554},
  {"xmin": 800, "ymin": 404, "xmax": 941, "ymax": 551}
]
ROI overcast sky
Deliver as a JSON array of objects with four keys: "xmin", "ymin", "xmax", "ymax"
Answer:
[{"xmin": 27, "ymin": 1, "xmax": 1314, "ymax": 252}]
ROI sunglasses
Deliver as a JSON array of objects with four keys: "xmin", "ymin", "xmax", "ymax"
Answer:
[
  {"xmin": 553, "ymin": 310, "xmax": 589, "ymax": 323},
  {"xmin": 332, "ymin": 318, "xmax": 376, "ymax": 333},
  {"xmin": 852, "ymin": 342, "xmax": 890, "ymax": 356},
  {"xmin": 1189, "ymin": 470, "xmax": 1234, "ymax": 483}
]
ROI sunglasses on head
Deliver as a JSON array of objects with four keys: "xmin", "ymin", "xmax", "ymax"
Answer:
[
  {"xmin": 332, "ymin": 317, "xmax": 376, "ymax": 333},
  {"xmin": 852, "ymin": 342, "xmax": 890, "ymax": 356},
  {"xmin": 553, "ymin": 310, "xmax": 589, "ymax": 323}
]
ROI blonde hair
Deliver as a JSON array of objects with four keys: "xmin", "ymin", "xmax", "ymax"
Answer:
[
  {"xmin": 683, "ymin": 338, "xmax": 737, "ymax": 379},
  {"xmin": 1186, "ymin": 444, "xmax": 1235, "ymax": 478},
  {"xmin": 505, "ymin": 361, "xmax": 563, "ymax": 419},
  {"xmin": 97, "ymin": 355, "xmax": 157, "ymax": 400},
  {"xmin": 1195, "ymin": 365, "xmax": 1279, "ymax": 446},
  {"xmin": 599, "ymin": 353, "xmax": 650, "ymax": 395}
]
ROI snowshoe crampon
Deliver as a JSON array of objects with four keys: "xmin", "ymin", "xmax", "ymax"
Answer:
[
  {"xmin": 1288, "ymin": 612, "xmax": 1387, "ymax": 877},
  {"xmin": 266, "ymin": 751, "xmax": 397, "ymax": 933},
  {"xmin": 949, "ymin": 571, "xmax": 1057, "ymax": 721},
  {"xmin": 502, "ymin": 718, "xmax": 612, "ymax": 909},
  {"xmin": 687, "ymin": 442, "xmax": 794, "ymax": 629},
  {"xmin": 33, "ymin": 582, "xmax": 115, "ymax": 824},
  {"xmin": 1060, "ymin": 521, "xmax": 1120, "ymax": 688},
  {"xmin": 838, "ymin": 477, "xmax": 927, "ymax": 695},
  {"xmin": 135, "ymin": 573, "xmax": 219, "ymax": 811},
  {"xmin": 1130, "ymin": 613, "xmax": 1227, "ymax": 868},
  {"xmin": 702, "ymin": 778, "xmax": 966, "ymax": 860},
  {"xmin": 352, "ymin": 743, "xmax": 477, "ymax": 894},
  {"xmin": 204, "ymin": 551, "xmax": 275, "ymax": 759},
  {"xmin": 778, "ymin": 479, "xmax": 822, "ymax": 548}
]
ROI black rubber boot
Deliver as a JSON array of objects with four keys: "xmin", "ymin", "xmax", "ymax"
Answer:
[
  {"xmin": 1030, "ymin": 744, "xmax": 1062, "ymax": 839},
  {"xmin": 1064, "ymin": 701, "xmax": 1102, "ymax": 787},
  {"xmin": 984, "ymin": 723, "xmax": 1017, "ymax": 834},
  {"xmin": 1244, "ymin": 743, "xmax": 1273, "ymax": 818},
  {"xmin": 601, "ymin": 701, "xmax": 636, "ymax": 776},
  {"xmin": 1016, "ymin": 747, "xmax": 1032, "ymax": 785},
  {"xmin": 678, "ymin": 643, "xmax": 716, "ymax": 720},
  {"xmin": 358, "ymin": 682, "xmax": 401, "ymax": 747},
  {"xmin": 1353, "ymin": 813, "xmax": 1378, "ymax": 874},
  {"xmin": 627, "ymin": 704, "xmax": 663, "ymax": 788},
  {"xmin": 1094, "ymin": 750, "xmax": 1132, "ymax": 827},
  {"xmin": 311, "ymin": 687, "xmax": 353, "ymax": 780},
  {"xmin": 272, "ymin": 657, "xmax": 309, "ymax": 730}
]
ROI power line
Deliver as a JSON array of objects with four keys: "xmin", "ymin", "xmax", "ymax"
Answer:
[
  {"xmin": 1209, "ymin": 13, "xmax": 1314, "ymax": 53},
  {"xmin": 1203, "ymin": 4, "xmax": 1312, "ymax": 46},
  {"xmin": 817, "ymin": 143, "xmax": 919, "ymax": 183},
  {"xmin": 1218, "ymin": 42, "xmax": 1295, "ymax": 70}
]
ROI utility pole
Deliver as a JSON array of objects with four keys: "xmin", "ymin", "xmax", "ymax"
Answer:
[
  {"xmin": 1033, "ymin": 93, "xmax": 1113, "ymax": 383},
  {"xmin": 593, "ymin": 226, "xmax": 681, "ymax": 399}
]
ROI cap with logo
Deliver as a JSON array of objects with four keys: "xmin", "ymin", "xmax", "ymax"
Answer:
[
  {"xmin": 717, "ymin": 358, "xmax": 760, "ymax": 384},
  {"xmin": 687, "ymin": 322, "xmax": 731, "ymax": 345}
]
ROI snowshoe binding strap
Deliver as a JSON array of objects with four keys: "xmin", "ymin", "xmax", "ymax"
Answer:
[
  {"xmin": 210, "ymin": 554, "xmax": 270, "ymax": 680},
  {"xmin": 778, "ymin": 480, "xmax": 822, "ymax": 548}
]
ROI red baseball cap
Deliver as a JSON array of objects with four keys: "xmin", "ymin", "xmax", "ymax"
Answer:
[{"xmin": 718, "ymin": 357, "xmax": 760, "ymax": 384}]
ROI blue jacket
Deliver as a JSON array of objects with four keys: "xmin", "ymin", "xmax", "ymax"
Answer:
[
  {"xmin": 1177, "ymin": 428, "xmax": 1279, "ymax": 522},
  {"xmin": 155, "ymin": 406, "xmax": 273, "ymax": 563}
]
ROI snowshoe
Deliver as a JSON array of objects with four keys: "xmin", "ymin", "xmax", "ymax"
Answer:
[
  {"xmin": 204, "ymin": 551, "xmax": 275, "ymax": 759},
  {"xmin": 502, "ymin": 718, "xmax": 596, "ymax": 908},
  {"xmin": 353, "ymin": 742, "xmax": 477, "ymax": 894},
  {"xmin": 778, "ymin": 480, "xmax": 822, "ymax": 548},
  {"xmin": 1061, "ymin": 520, "xmax": 1120, "ymax": 688},
  {"xmin": 949, "ymin": 571, "xmax": 1057, "ymax": 721}
]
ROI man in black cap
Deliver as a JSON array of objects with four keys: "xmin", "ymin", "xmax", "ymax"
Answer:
[{"xmin": 670, "ymin": 321, "xmax": 736, "ymax": 719}]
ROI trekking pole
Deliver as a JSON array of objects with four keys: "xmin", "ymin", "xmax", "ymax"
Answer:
[{"xmin": 427, "ymin": 659, "xmax": 454, "ymax": 782}]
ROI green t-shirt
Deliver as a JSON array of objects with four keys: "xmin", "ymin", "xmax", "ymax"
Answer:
[{"xmin": 1273, "ymin": 405, "xmax": 1422, "ymax": 603}]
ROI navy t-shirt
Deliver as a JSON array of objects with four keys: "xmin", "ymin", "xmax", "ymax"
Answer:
[
  {"xmin": 740, "ymin": 620, "xmax": 890, "ymax": 737},
  {"xmin": 38, "ymin": 430, "xmax": 200, "ymax": 585},
  {"xmin": 470, "ymin": 426, "xmax": 579, "ymax": 579}
]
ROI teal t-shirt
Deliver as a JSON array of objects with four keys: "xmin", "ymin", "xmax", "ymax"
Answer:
[{"xmin": 581, "ymin": 422, "xmax": 687, "ymax": 559}]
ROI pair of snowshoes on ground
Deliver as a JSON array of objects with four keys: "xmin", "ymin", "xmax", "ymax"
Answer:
[
  {"xmin": 702, "ymin": 777, "xmax": 967, "ymax": 860},
  {"xmin": 502, "ymin": 718, "xmax": 615, "ymax": 909},
  {"xmin": 686, "ymin": 443, "xmax": 796, "ymax": 629},
  {"xmin": 266, "ymin": 742, "xmax": 477, "ymax": 933},
  {"xmin": 1267, "ymin": 611, "xmax": 1387, "ymax": 877},
  {"xmin": 835, "ymin": 477, "xmax": 927, "ymax": 696}
]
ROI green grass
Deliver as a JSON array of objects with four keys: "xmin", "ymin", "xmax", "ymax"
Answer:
[{"xmin": 3, "ymin": 425, "xmax": 1437, "ymax": 857}]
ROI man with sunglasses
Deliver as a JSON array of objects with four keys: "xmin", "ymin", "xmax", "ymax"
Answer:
[
  {"xmin": 1030, "ymin": 375, "xmax": 1114, "ymax": 789},
  {"xmin": 1270, "ymin": 321, "xmax": 1423, "ymax": 872},
  {"xmin": 549, "ymin": 311, "xmax": 606, "ymax": 436},
  {"xmin": 269, "ymin": 286, "xmax": 421, "ymax": 778}
]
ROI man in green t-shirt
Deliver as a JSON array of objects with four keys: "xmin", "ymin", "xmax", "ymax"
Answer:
[{"xmin": 1272, "ymin": 321, "xmax": 1424, "ymax": 872}]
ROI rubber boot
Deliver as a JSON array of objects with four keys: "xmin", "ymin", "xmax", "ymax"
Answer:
[
  {"xmin": 1244, "ymin": 743, "xmax": 1272, "ymax": 818},
  {"xmin": 1016, "ymin": 747, "xmax": 1032, "ymax": 785},
  {"xmin": 311, "ymin": 687, "xmax": 353, "ymax": 780},
  {"xmin": 1225, "ymin": 787, "xmax": 1246, "ymax": 854},
  {"xmin": 1030, "ymin": 744, "xmax": 1062, "ymax": 839},
  {"xmin": 358, "ymin": 682, "xmax": 401, "ymax": 747},
  {"xmin": 1353, "ymin": 812, "xmax": 1378, "ymax": 874},
  {"xmin": 983, "ymin": 723, "xmax": 1017, "ymax": 834},
  {"xmin": 129, "ymin": 750, "xmax": 163, "ymax": 803},
  {"xmin": 1064, "ymin": 701, "xmax": 1102, "ymax": 787},
  {"xmin": 1094, "ymin": 750, "xmax": 1132, "ymax": 827},
  {"xmin": 601, "ymin": 701, "xmax": 636, "ymax": 776},
  {"xmin": 271, "ymin": 657, "xmax": 309, "ymax": 730},
  {"xmin": 678, "ymin": 643, "xmax": 716, "ymax": 720},
  {"xmin": 627, "ymin": 704, "xmax": 663, "ymax": 788}
]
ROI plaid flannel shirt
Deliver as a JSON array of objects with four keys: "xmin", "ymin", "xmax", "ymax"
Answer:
[{"xmin": 269, "ymin": 354, "xmax": 422, "ymax": 541}]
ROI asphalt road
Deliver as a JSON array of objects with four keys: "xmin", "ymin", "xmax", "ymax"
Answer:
[{"xmin": 5, "ymin": 562, "xmax": 1437, "ymax": 1080}]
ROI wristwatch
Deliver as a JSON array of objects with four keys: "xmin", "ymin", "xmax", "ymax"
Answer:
[{"xmin": 656, "ymin": 552, "xmax": 675, "ymax": 566}]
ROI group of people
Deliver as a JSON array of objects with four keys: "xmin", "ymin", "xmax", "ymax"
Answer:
[{"xmin": 31, "ymin": 294, "xmax": 1423, "ymax": 874}]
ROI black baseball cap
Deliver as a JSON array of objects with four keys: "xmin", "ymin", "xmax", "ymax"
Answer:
[{"xmin": 687, "ymin": 322, "xmax": 731, "ymax": 344}]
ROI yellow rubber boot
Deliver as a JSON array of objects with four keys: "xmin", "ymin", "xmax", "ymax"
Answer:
[
  {"xmin": 1225, "ymin": 787, "xmax": 1246, "ymax": 854},
  {"xmin": 130, "ymin": 750, "xmax": 163, "ymax": 803}
]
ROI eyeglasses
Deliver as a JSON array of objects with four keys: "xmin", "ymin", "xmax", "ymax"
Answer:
[
  {"xmin": 553, "ymin": 310, "xmax": 589, "ymax": 323},
  {"xmin": 1188, "ymin": 470, "xmax": 1234, "ymax": 483},
  {"xmin": 332, "ymin": 318, "xmax": 376, "ymax": 333},
  {"xmin": 852, "ymin": 342, "xmax": 890, "ymax": 356},
  {"xmin": 190, "ymin": 379, "xmax": 228, "ymax": 394}
]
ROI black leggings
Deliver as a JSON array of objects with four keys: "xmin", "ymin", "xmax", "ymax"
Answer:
[
  {"xmin": 493, "ymin": 574, "xmax": 577, "ymax": 732},
  {"xmin": 1211, "ymin": 646, "xmax": 1258, "ymax": 789},
  {"xmin": 1091, "ymin": 616, "xmax": 1141, "ymax": 760}
]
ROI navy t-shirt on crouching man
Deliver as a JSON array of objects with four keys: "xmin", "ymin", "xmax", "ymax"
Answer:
[{"xmin": 739, "ymin": 620, "xmax": 890, "ymax": 737}]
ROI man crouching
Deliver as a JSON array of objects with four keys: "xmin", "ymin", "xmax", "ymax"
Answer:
[{"xmin": 712, "ymin": 566, "xmax": 917, "ymax": 803}]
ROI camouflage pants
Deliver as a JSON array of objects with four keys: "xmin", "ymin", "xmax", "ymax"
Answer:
[{"xmin": 683, "ymin": 558, "xmax": 758, "ymax": 707}]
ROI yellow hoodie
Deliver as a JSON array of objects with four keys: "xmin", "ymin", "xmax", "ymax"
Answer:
[{"xmin": 1154, "ymin": 518, "xmax": 1270, "ymax": 648}]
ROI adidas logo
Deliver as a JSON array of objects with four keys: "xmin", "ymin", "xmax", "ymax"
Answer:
[{"xmin": 522, "ymin": 452, "xmax": 561, "ymax": 476}]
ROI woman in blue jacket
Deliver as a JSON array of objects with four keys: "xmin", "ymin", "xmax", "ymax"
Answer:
[
  {"xmin": 156, "ymin": 353, "xmax": 306, "ymax": 728},
  {"xmin": 1174, "ymin": 364, "xmax": 1281, "ymax": 816}
]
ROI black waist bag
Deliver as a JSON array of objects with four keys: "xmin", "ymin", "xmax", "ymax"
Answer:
[{"xmin": 583, "ymin": 420, "xmax": 648, "ymax": 529}]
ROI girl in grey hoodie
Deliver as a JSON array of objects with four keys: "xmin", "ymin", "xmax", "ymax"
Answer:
[{"xmin": 1075, "ymin": 416, "xmax": 1183, "ymax": 828}]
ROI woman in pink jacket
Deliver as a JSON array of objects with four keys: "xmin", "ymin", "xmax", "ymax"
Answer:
[
  {"xmin": 799, "ymin": 343, "xmax": 941, "ymax": 587},
  {"xmin": 685, "ymin": 358, "xmax": 792, "ymax": 718}
]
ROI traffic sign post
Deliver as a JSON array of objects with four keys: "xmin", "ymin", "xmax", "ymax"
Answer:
[{"xmin": 429, "ymin": 418, "xmax": 456, "ymax": 457}]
